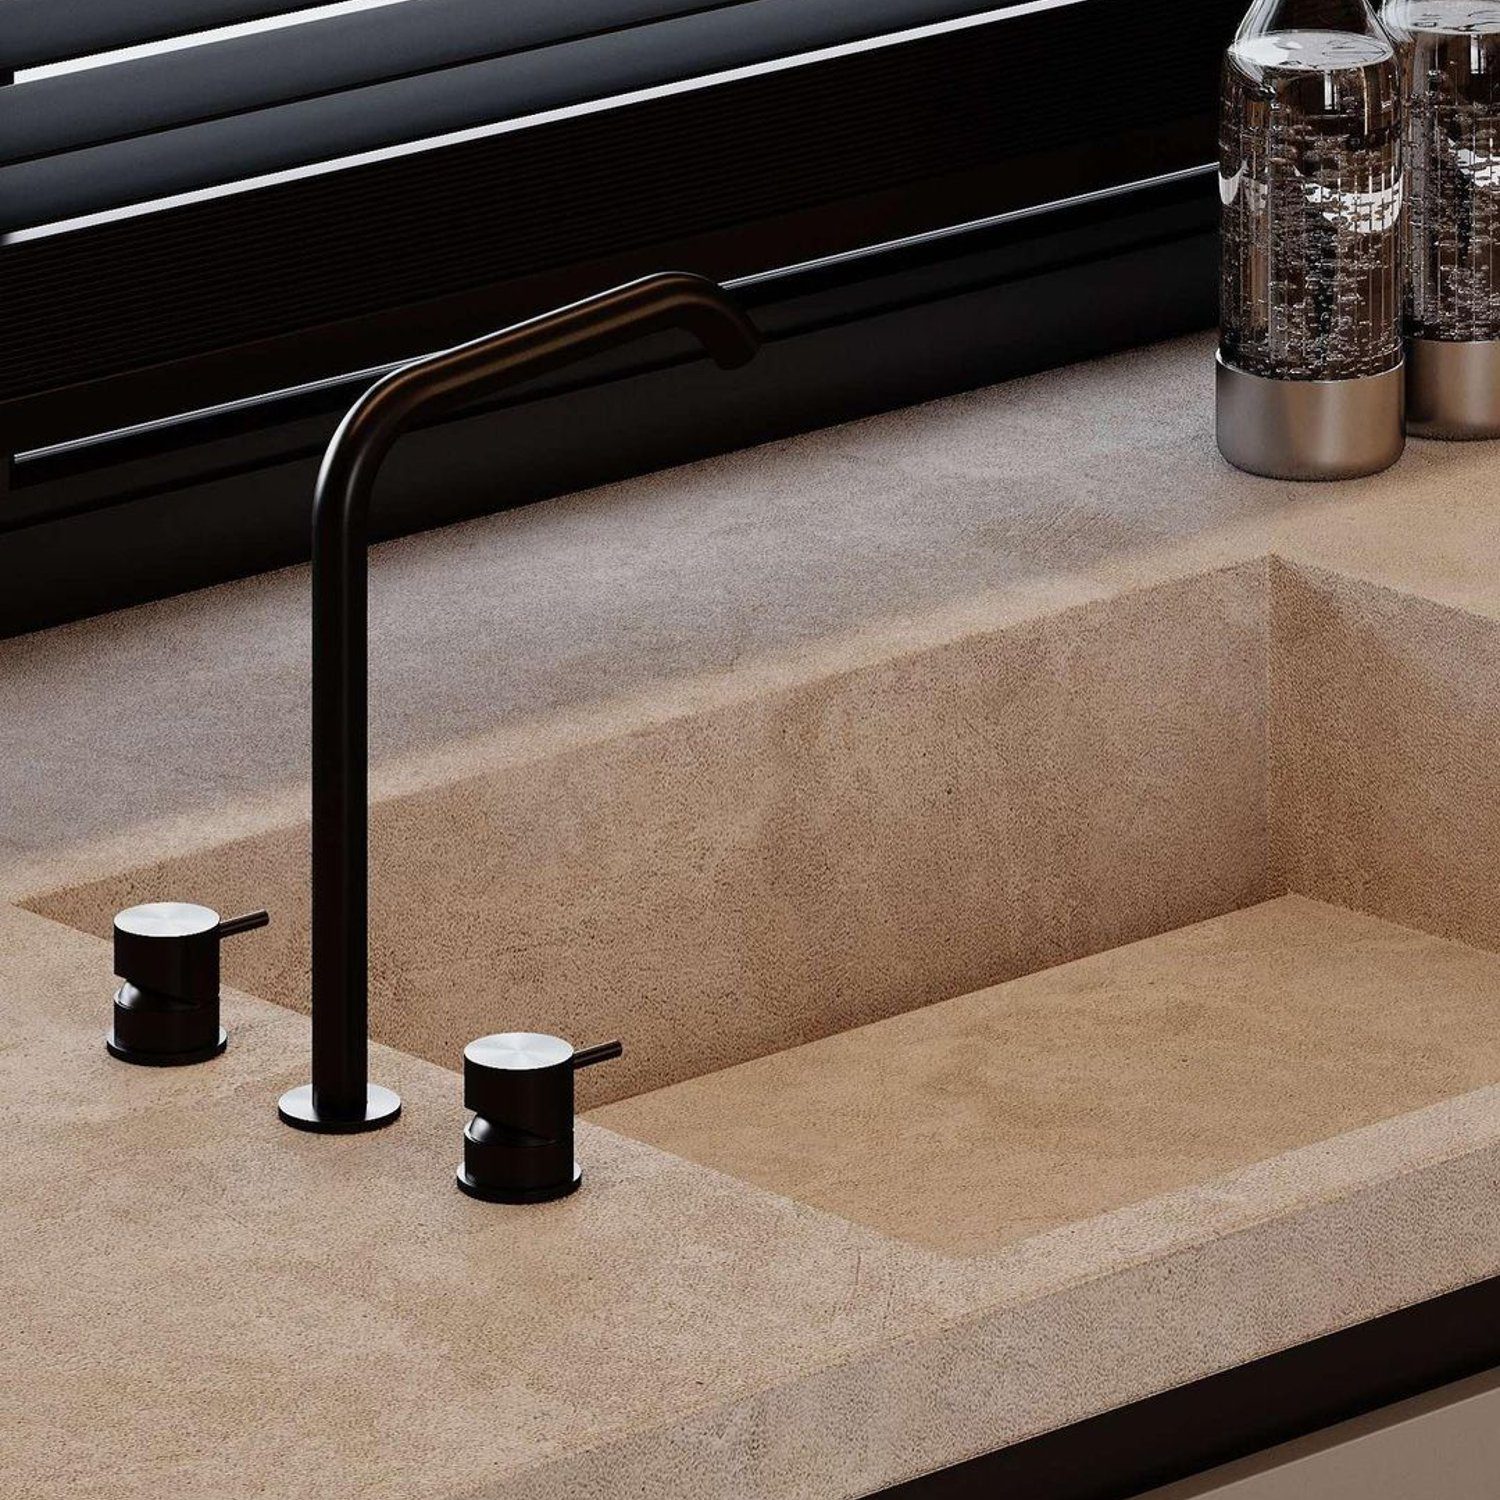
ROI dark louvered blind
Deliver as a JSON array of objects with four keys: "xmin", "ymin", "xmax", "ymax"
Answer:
[
  {"xmin": 2, "ymin": 0, "xmax": 339, "ymax": 71},
  {"xmin": 1, "ymin": 0, "xmax": 1246, "ymax": 433},
  {"xmin": 0, "ymin": 0, "xmax": 1023, "ymax": 231},
  {"xmin": 1, "ymin": 0, "xmax": 1241, "ymax": 404},
  {"xmin": 2, "ymin": 0, "xmax": 1243, "ymax": 630}
]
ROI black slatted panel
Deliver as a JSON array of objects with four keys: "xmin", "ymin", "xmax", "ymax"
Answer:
[
  {"xmin": 0, "ymin": 0, "xmax": 1240, "ymax": 403},
  {"xmin": 3, "ymin": 0, "xmax": 338, "ymax": 71},
  {"xmin": 1, "ymin": 0, "xmax": 1031, "ymax": 225},
  {"xmin": 3, "ymin": 0, "xmax": 750, "ymax": 165}
]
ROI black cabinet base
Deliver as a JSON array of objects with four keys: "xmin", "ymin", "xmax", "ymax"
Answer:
[{"xmin": 874, "ymin": 1274, "xmax": 1500, "ymax": 1499}]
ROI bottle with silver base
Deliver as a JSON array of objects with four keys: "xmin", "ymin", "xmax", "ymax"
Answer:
[
  {"xmin": 1383, "ymin": 1, "xmax": 1500, "ymax": 438},
  {"xmin": 1217, "ymin": 0, "xmax": 1407, "ymax": 478}
]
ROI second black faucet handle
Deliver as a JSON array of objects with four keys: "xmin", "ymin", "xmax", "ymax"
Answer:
[
  {"xmin": 114, "ymin": 901, "xmax": 269, "ymax": 1000},
  {"xmin": 457, "ymin": 1032, "xmax": 623, "ymax": 1204}
]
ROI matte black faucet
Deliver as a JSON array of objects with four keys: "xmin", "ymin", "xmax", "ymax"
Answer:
[{"xmin": 278, "ymin": 272, "xmax": 761, "ymax": 1133}]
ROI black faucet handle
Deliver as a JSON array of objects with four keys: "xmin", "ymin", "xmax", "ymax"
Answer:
[
  {"xmin": 107, "ymin": 902, "xmax": 269, "ymax": 1067},
  {"xmin": 215, "ymin": 910, "xmax": 272, "ymax": 941},
  {"xmin": 114, "ymin": 901, "xmax": 269, "ymax": 1000},
  {"xmin": 457, "ymin": 1032, "xmax": 622, "ymax": 1204}
]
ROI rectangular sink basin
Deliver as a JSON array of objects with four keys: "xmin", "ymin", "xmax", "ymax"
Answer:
[
  {"xmin": 19, "ymin": 563, "xmax": 1273, "ymax": 1109},
  {"xmin": 20, "ymin": 557, "xmax": 1500, "ymax": 1186},
  {"xmin": 591, "ymin": 895, "xmax": 1500, "ymax": 1256}
]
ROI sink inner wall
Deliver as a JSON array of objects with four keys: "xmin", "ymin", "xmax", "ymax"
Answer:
[{"xmin": 25, "ymin": 564, "xmax": 1268, "ymax": 1105}]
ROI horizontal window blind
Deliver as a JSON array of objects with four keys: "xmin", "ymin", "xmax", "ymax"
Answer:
[
  {"xmin": 1, "ymin": 0, "xmax": 1244, "ymax": 634},
  {"xmin": 3, "ymin": 1, "xmax": 341, "ymax": 73},
  {"xmin": 1, "ymin": 0, "xmax": 1238, "ymax": 409},
  {"xmin": 0, "ymin": 0, "xmax": 1023, "ymax": 231}
]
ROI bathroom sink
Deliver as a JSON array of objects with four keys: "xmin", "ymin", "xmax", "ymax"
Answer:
[
  {"xmin": 24, "ymin": 542, "xmax": 1500, "ymax": 1143},
  {"xmin": 8, "ymin": 329, "xmax": 1500, "ymax": 1500},
  {"xmin": 593, "ymin": 895, "xmax": 1500, "ymax": 1256},
  {"xmin": 21, "ymin": 562, "xmax": 1273, "ymax": 1108},
  {"xmin": 6, "ymin": 887, "xmax": 1500, "ymax": 1500}
]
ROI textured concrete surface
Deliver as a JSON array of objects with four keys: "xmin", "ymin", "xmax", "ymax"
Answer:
[
  {"xmin": 1272, "ymin": 560, "xmax": 1500, "ymax": 953},
  {"xmin": 0, "ymin": 903, "xmax": 956, "ymax": 1500},
  {"xmin": 28, "ymin": 549, "xmax": 1500, "ymax": 1108},
  {"xmin": 29, "ymin": 563, "xmax": 1271, "ymax": 1104},
  {"xmin": 5, "ymin": 333, "xmax": 1500, "ymax": 1497},
  {"xmin": 13, "ymin": 337, "xmax": 1500, "ymax": 1102},
  {"xmin": 593, "ymin": 897, "xmax": 1500, "ymax": 1254},
  {"xmin": 5, "ymin": 897, "xmax": 1500, "ymax": 1500},
  {"xmin": 4, "ymin": 330, "xmax": 1498, "ymax": 894}
]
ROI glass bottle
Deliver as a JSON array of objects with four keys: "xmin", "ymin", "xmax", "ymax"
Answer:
[
  {"xmin": 1382, "ymin": 1, "xmax": 1500, "ymax": 436},
  {"xmin": 1217, "ymin": 0, "xmax": 1408, "ymax": 477}
]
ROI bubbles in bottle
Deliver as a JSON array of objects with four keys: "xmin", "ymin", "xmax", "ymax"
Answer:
[
  {"xmin": 1383, "ymin": 1, "xmax": 1500, "ymax": 341},
  {"xmin": 1220, "ymin": 29, "xmax": 1404, "ymax": 378}
]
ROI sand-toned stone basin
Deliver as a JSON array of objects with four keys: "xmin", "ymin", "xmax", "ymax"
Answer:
[
  {"xmin": 24, "ymin": 552, "xmax": 1500, "ymax": 1115},
  {"xmin": 22, "ymin": 563, "xmax": 1268, "ymax": 1105},
  {"xmin": 593, "ymin": 896, "xmax": 1500, "ymax": 1255},
  {"xmin": 9, "ymin": 889, "xmax": 1499, "ymax": 1500},
  {"xmin": 9, "ymin": 336, "xmax": 1500, "ymax": 1500}
]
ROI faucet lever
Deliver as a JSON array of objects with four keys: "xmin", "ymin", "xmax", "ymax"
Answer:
[
  {"xmin": 456, "ymin": 1032, "xmax": 623, "ymax": 1204},
  {"xmin": 571, "ymin": 1039, "xmax": 624, "ymax": 1071},
  {"xmin": 216, "ymin": 909, "xmax": 270, "ymax": 940},
  {"xmin": 107, "ymin": 900, "xmax": 271, "ymax": 1067}
]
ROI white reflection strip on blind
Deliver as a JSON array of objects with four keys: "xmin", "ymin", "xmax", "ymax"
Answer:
[
  {"xmin": 8, "ymin": 0, "xmax": 1088, "ymax": 241},
  {"xmin": 16, "ymin": 0, "xmax": 420, "ymax": 83}
]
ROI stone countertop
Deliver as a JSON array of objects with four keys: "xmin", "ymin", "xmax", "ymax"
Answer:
[
  {"xmin": 0, "ymin": 901, "xmax": 965, "ymax": 1500},
  {"xmin": 4, "ymin": 895, "xmax": 1500, "ymax": 1500},
  {"xmin": 5, "ymin": 334, "xmax": 1500, "ymax": 1499},
  {"xmin": 5, "ymin": 330, "xmax": 1500, "ymax": 902}
]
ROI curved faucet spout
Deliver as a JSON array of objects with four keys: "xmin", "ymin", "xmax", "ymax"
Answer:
[{"xmin": 279, "ymin": 273, "xmax": 761, "ymax": 1133}]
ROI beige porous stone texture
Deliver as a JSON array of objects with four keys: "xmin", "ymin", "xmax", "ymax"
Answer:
[
  {"xmin": 26, "ymin": 562, "xmax": 1270, "ymax": 1105},
  {"xmin": 1271, "ymin": 559, "xmax": 1500, "ymax": 953},
  {"xmin": 7, "ymin": 897, "xmax": 1500, "ymax": 1500},
  {"xmin": 592, "ymin": 895, "xmax": 1500, "ymax": 1254},
  {"xmin": 8, "ymin": 333, "xmax": 1500, "ymax": 1117},
  {"xmin": 0, "ymin": 903, "xmax": 955, "ymax": 1500},
  {"xmin": 7, "ymin": 329, "xmax": 1500, "ymax": 1500}
]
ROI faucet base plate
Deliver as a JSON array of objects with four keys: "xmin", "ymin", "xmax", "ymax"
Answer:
[
  {"xmin": 105, "ymin": 1026, "xmax": 228, "ymax": 1066},
  {"xmin": 277, "ymin": 1083, "xmax": 402, "ymax": 1133},
  {"xmin": 455, "ymin": 1163, "xmax": 582, "ymax": 1204}
]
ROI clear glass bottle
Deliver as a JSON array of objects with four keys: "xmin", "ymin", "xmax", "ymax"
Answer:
[
  {"xmin": 1217, "ymin": 0, "xmax": 1407, "ymax": 477},
  {"xmin": 1382, "ymin": 1, "xmax": 1500, "ymax": 436},
  {"xmin": 1221, "ymin": 0, "xmax": 1404, "ymax": 379}
]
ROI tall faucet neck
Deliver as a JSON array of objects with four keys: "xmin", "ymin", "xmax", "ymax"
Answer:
[{"xmin": 280, "ymin": 273, "xmax": 759, "ymax": 1133}]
